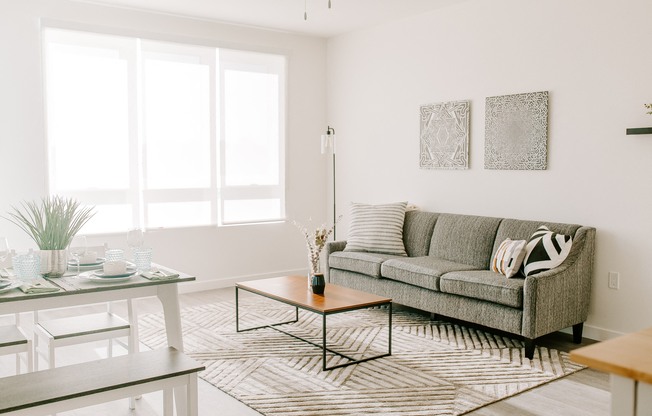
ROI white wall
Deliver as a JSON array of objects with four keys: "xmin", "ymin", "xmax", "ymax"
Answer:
[
  {"xmin": 0, "ymin": 0, "xmax": 328, "ymax": 289},
  {"xmin": 4, "ymin": 0, "xmax": 651, "ymax": 339},
  {"xmin": 327, "ymin": 0, "xmax": 652, "ymax": 339}
]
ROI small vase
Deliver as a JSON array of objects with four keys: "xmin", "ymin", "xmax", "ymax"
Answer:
[
  {"xmin": 310, "ymin": 273, "xmax": 325, "ymax": 295},
  {"xmin": 40, "ymin": 249, "xmax": 68, "ymax": 278}
]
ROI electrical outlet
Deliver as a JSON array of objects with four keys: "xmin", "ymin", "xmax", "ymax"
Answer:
[{"xmin": 608, "ymin": 272, "xmax": 620, "ymax": 289}]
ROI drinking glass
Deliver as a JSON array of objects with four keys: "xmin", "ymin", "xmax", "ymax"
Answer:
[
  {"xmin": 68, "ymin": 235, "xmax": 87, "ymax": 274},
  {"xmin": 105, "ymin": 249, "xmax": 125, "ymax": 262},
  {"xmin": 127, "ymin": 228, "xmax": 144, "ymax": 260},
  {"xmin": 13, "ymin": 251, "xmax": 41, "ymax": 282},
  {"xmin": 134, "ymin": 247, "xmax": 152, "ymax": 273},
  {"xmin": 0, "ymin": 237, "xmax": 10, "ymax": 276}
]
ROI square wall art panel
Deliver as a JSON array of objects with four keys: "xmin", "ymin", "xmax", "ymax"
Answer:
[
  {"xmin": 420, "ymin": 100, "xmax": 470, "ymax": 169},
  {"xmin": 485, "ymin": 90, "xmax": 549, "ymax": 170}
]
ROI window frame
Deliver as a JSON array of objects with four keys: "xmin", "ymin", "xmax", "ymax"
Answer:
[
  {"xmin": 41, "ymin": 22, "xmax": 288, "ymax": 234},
  {"xmin": 217, "ymin": 50, "xmax": 287, "ymax": 226}
]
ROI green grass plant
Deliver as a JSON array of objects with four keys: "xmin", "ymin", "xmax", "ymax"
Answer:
[{"xmin": 4, "ymin": 196, "xmax": 95, "ymax": 250}]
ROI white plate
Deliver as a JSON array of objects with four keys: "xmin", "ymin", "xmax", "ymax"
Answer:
[
  {"xmin": 79, "ymin": 274, "xmax": 134, "ymax": 283},
  {"xmin": 92, "ymin": 268, "xmax": 137, "ymax": 279},
  {"xmin": 68, "ymin": 257, "xmax": 105, "ymax": 267},
  {"xmin": 0, "ymin": 281, "xmax": 22, "ymax": 294},
  {"xmin": 68, "ymin": 260, "xmax": 134, "ymax": 271}
]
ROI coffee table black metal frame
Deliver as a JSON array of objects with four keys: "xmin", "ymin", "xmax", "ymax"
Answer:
[{"xmin": 235, "ymin": 286, "xmax": 392, "ymax": 371}]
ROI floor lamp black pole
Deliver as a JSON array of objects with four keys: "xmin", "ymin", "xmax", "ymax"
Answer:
[{"xmin": 332, "ymin": 151, "xmax": 336, "ymax": 240}]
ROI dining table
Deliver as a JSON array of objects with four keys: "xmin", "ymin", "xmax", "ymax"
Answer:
[{"xmin": 0, "ymin": 263, "xmax": 195, "ymax": 415}]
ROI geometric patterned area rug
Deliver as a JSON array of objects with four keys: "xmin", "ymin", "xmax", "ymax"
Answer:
[{"xmin": 138, "ymin": 296, "xmax": 585, "ymax": 416}]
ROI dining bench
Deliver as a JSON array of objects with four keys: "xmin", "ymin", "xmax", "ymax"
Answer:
[{"xmin": 0, "ymin": 347, "xmax": 204, "ymax": 416}]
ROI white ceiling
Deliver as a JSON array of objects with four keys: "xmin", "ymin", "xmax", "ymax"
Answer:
[{"xmin": 73, "ymin": 0, "xmax": 461, "ymax": 38}]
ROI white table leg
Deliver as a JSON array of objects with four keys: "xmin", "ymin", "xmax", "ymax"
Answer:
[
  {"xmin": 157, "ymin": 284, "xmax": 187, "ymax": 415},
  {"xmin": 163, "ymin": 388, "xmax": 173, "ymax": 416},
  {"xmin": 187, "ymin": 373, "xmax": 198, "ymax": 416},
  {"xmin": 128, "ymin": 298, "xmax": 140, "ymax": 408},
  {"xmin": 611, "ymin": 374, "xmax": 635, "ymax": 415},
  {"xmin": 637, "ymin": 381, "xmax": 652, "ymax": 416},
  {"xmin": 157, "ymin": 284, "xmax": 184, "ymax": 352},
  {"xmin": 128, "ymin": 299, "xmax": 139, "ymax": 355}
]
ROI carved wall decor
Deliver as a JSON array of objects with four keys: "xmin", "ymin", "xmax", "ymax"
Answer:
[
  {"xmin": 419, "ymin": 100, "xmax": 470, "ymax": 169},
  {"xmin": 485, "ymin": 91, "xmax": 549, "ymax": 170}
]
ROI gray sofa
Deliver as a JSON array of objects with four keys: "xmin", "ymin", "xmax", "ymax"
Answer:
[{"xmin": 325, "ymin": 211, "xmax": 595, "ymax": 359}]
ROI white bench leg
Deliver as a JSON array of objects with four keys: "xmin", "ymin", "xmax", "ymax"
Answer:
[
  {"xmin": 26, "ymin": 340, "xmax": 33, "ymax": 373},
  {"xmin": 33, "ymin": 318, "xmax": 40, "ymax": 372},
  {"xmin": 48, "ymin": 343, "xmax": 55, "ymax": 369}
]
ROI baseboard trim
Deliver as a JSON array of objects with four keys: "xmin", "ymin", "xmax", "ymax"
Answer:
[
  {"xmin": 178, "ymin": 268, "xmax": 306, "ymax": 294},
  {"xmin": 581, "ymin": 324, "xmax": 625, "ymax": 342},
  {"xmin": 559, "ymin": 323, "xmax": 625, "ymax": 342},
  {"xmin": 180, "ymin": 277, "xmax": 628, "ymax": 342}
]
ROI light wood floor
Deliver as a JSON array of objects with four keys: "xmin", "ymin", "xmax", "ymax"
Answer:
[{"xmin": 0, "ymin": 287, "xmax": 610, "ymax": 415}]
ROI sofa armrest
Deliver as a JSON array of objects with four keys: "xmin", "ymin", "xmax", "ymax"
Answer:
[
  {"xmin": 521, "ymin": 226, "xmax": 596, "ymax": 339},
  {"xmin": 325, "ymin": 240, "xmax": 347, "ymax": 282}
]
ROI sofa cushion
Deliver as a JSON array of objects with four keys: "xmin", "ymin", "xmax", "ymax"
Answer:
[
  {"xmin": 439, "ymin": 270, "xmax": 525, "ymax": 308},
  {"xmin": 428, "ymin": 214, "xmax": 502, "ymax": 269},
  {"xmin": 381, "ymin": 257, "xmax": 479, "ymax": 291},
  {"xmin": 402, "ymin": 211, "xmax": 439, "ymax": 257},
  {"xmin": 522, "ymin": 226, "xmax": 573, "ymax": 277},
  {"xmin": 329, "ymin": 251, "xmax": 402, "ymax": 278},
  {"xmin": 344, "ymin": 201, "xmax": 408, "ymax": 256},
  {"xmin": 491, "ymin": 239, "xmax": 527, "ymax": 278}
]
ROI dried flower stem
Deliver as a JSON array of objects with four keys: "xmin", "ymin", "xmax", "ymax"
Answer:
[{"xmin": 294, "ymin": 216, "xmax": 341, "ymax": 275}]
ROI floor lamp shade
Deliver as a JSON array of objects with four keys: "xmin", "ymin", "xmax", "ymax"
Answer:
[
  {"xmin": 321, "ymin": 126, "xmax": 336, "ymax": 154},
  {"xmin": 321, "ymin": 126, "xmax": 336, "ymax": 238}
]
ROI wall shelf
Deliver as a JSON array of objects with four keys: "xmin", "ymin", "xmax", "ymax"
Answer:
[{"xmin": 626, "ymin": 127, "xmax": 652, "ymax": 135}]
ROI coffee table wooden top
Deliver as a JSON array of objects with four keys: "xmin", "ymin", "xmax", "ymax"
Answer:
[
  {"xmin": 570, "ymin": 327, "xmax": 652, "ymax": 384},
  {"xmin": 236, "ymin": 275, "xmax": 391, "ymax": 314}
]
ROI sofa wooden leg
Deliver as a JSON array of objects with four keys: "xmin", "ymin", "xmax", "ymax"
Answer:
[
  {"xmin": 429, "ymin": 313, "xmax": 438, "ymax": 321},
  {"xmin": 524, "ymin": 338, "xmax": 535, "ymax": 359},
  {"xmin": 572, "ymin": 323, "xmax": 584, "ymax": 344}
]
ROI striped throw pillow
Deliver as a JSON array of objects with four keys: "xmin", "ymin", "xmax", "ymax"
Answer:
[
  {"xmin": 522, "ymin": 226, "xmax": 573, "ymax": 277},
  {"xmin": 491, "ymin": 239, "xmax": 527, "ymax": 278},
  {"xmin": 344, "ymin": 202, "xmax": 408, "ymax": 256}
]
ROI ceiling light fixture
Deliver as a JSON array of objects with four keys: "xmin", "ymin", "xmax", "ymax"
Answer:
[{"xmin": 304, "ymin": 0, "xmax": 333, "ymax": 21}]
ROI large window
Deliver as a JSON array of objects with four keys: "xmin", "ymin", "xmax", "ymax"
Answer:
[{"xmin": 43, "ymin": 28, "xmax": 286, "ymax": 234}]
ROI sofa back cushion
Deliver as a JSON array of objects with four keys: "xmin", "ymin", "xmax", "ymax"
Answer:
[
  {"xmin": 402, "ymin": 211, "xmax": 439, "ymax": 257},
  {"xmin": 492, "ymin": 219, "xmax": 581, "ymax": 259},
  {"xmin": 428, "ymin": 214, "xmax": 502, "ymax": 269}
]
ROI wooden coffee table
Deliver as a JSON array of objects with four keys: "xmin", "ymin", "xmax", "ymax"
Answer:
[{"xmin": 235, "ymin": 275, "xmax": 392, "ymax": 371}]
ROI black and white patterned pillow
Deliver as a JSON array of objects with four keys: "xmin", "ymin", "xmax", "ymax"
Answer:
[
  {"xmin": 344, "ymin": 202, "xmax": 408, "ymax": 256},
  {"xmin": 522, "ymin": 226, "xmax": 573, "ymax": 277}
]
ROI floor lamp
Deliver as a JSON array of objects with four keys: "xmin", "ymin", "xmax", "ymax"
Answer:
[{"xmin": 321, "ymin": 126, "xmax": 336, "ymax": 239}]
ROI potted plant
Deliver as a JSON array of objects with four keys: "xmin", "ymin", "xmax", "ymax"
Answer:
[{"xmin": 4, "ymin": 196, "xmax": 95, "ymax": 277}]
